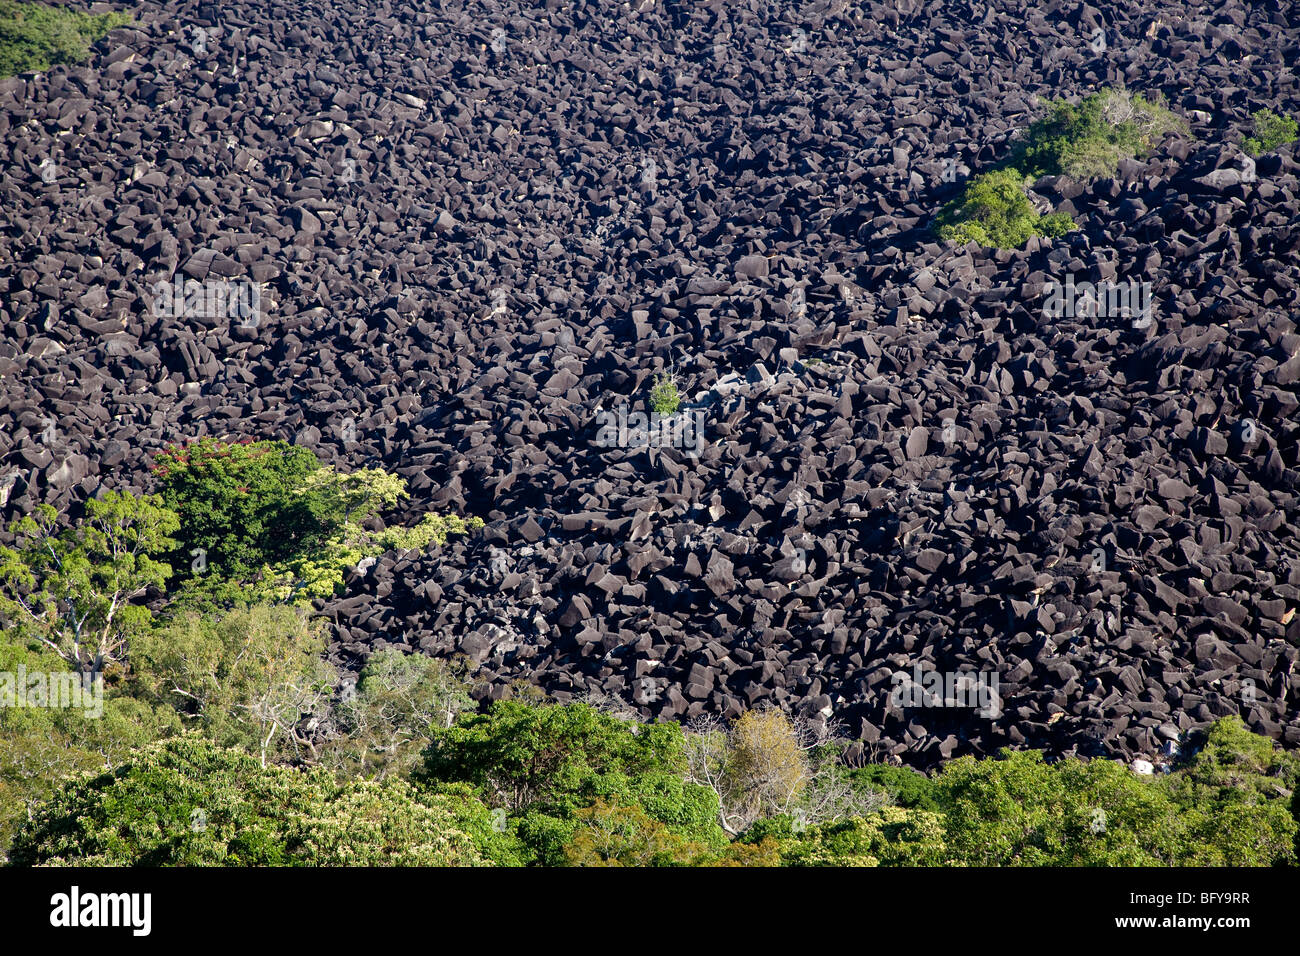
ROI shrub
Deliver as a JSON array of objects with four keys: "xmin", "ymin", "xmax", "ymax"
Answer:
[
  {"xmin": 774, "ymin": 807, "xmax": 951, "ymax": 867},
  {"xmin": 8, "ymin": 737, "xmax": 488, "ymax": 866},
  {"xmin": 936, "ymin": 88, "xmax": 1183, "ymax": 247},
  {"xmin": 935, "ymin": 168, "xmax": 1074, "ymax": 248},
  {"xmin": 846, "ymin": 763, "xmax": 940, "ymax": 811},
  {"xmin": 1243, "ymin": 108, "xmax": 1298, "ymax": 156},
  {"xmin": 649, "ymin": 372, "xmax": 681, "ymax": 416},
  {"xmin": 724, "ymin": 709, "xmax": 809, "ymax": 819},
  {"xmin": 562, "ymin": 798, "xmax": 781, "ymax": 867},
  {"xmin": 0, "ymin": 1, "xmax": 131, "ymax": 78},
  {"xmin": 1014, "ymin": 88, "xmax": 1183, "ymax": 179}
]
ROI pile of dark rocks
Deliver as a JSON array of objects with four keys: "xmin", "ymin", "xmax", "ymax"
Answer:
[{"xmin": 2, "ymin": 0, "xmax": 1298, "ymax": 766}]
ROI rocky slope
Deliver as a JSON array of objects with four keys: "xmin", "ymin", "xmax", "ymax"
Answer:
[{"xmin": 2, "ymin": 0, "xmax": 1298, "ymax": 765}]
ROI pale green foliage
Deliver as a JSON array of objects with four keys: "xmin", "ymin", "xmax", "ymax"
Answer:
[
  {"xmin": 724, "ymin": 709, "xmax": 809, "ymax": 818},
  {"xmin": 299, "ymin": 466, "xmax": 408, "ymax": 526},
  {"xmin": 0, "ymin": 632, "xmax": 179, "ymax": 860},
  {"xmin": 253, "ymin": 511, "xmax": 486, "ymax": 603},
  {"xmin": 319, "ymin": 649, "xmax": 476, "ymax": 781},
  {"xmin": 130, "ymin": 605, "xmax": 334, "ymax": 766},
  {"xmin": 1243, "ymin": 108, "xmax": 1298, "ymax": 156},
  {"xmin": 373, "ymin": 512, "xmax": 486, "ymax": 551},
  {"xmin": 777, "ymin": 806, "xmax": 951, "ymax": 867},
  {"xmin": 286, "ymin": 777, "xmax": 489, "ymax": 866},
  {"xmin": 0, "ymin": 492, "xmax": 178, "ymax": 676}
]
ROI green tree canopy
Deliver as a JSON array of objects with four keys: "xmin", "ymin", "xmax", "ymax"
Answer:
[
  {"xmin": 9, "ymin": 737, "xmax": 489, "ymax": 866},
  {"xmin": 0, "ymin": 491, "xmax": 178, "ymax": 677},
  {"xmin": 419, "ymin": 700, "xmax": 726, "ymax": 865},
  {"xmin": 152, "ymin": 438, "xmax": 325, "ymax": 580}
]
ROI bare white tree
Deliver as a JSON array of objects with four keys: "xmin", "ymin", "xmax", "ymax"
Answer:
[{"xmin": 685, "ymin": 707, "xmax": 888, "ymax": 836}]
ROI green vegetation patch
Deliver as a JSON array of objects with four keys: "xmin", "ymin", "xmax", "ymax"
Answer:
[
  {"xmin": 1243, "ymin": 108, "xmax": 1298, "ymax": 156},
  {"xmin": 936, "ymin": 88, "xmax": 1184, "ymax": 249},
  {"xmin": 153, "ymin": 438, "xmax": 483, "ymax": 604},
  {"xmin": 741, "ymin": 717, "xmax": 1299, "ymax": 867},
  {"xmin": 935, "ymin": 168, "xmax": 1074, "ymax": 248},
  {"xmin": 153, "ymin": 438, "xmax": 325, "ymax": 580},
  {"xmin": 418, "ymin": 700, "xmax": 727, "ymax": 866},
  {"xmin": 0, "ymin": 1, "xmax": 130, "ymax": 78},
  {"xmin": 1014, "ymin": 88, "xmax": 1185, "ymax": 179},
  {"xmin": 8, "ymin": 737, "xmax": 487, "ymax": 866},
  {"xmin": 649, "ymin": 372, "xmax": 681, "ymax": 416}
]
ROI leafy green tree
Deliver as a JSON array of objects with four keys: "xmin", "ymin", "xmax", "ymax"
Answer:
[
  {"xmin": 422, "ymin": 700, "xmax": 684, "ymax": 810},
  {"xmin": 0, "ymin": 632, "xmax": 178, "ymax": 860},
  {"xmin": 932, "ymin": 728, "xmax": 1297, "ymax": 867},
  {"xmin": 933, "ymin": 749, "xmax": 1072, "ymax": 865},
  {"xmin": 299, "ymin": 467, "xmax": 407, "ymax": 528},
  {"xmin": 761, "ymin": 807, "xmax": 950, "ymax": 867},
  {"xmin": 9, "ymin": 737, "xmax": 489, "ymax": 866},
  {"xmin": 153, "ymin": 438, "xmax": 324, "ymax": 580},
  {"xmin": 563, "ymin": 798, "xmax": 704, "ymax": 866},
  {"xmin": 154, "ymin": 438, "xmax": 483, "ymax": 604},
  {"xmin": 1158, "ymin": 716, "xmax": 1300, "ymax": 865},
  {"xmin": 562, "ymin": 798, "xmax": 781, "ymax": 867},
  {"xmin": 0, "ymin": 491, "xmax": 178, "ymax": 678}
]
